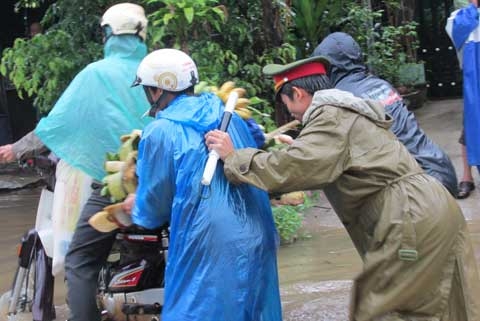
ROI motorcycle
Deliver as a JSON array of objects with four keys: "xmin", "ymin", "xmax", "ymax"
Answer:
[
  {"xmin": 96, "ymin": 225, "xmax": 168, "ymax": 321},
  {"xmin": 0, "ymin": 155, "xmax": 169, "ymax": 321}
]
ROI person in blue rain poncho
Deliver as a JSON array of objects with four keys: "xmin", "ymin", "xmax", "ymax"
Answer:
[
  {"xmin": 126, "ymin": 48, "xmax": 282, "ymax": 321},
  {"xmin": 446, "ymin": 0, "xmax": 480, "ymax": 197},
  {"xmin": 0, "ymin": 4, "xmax": 152, "ymax": 321}
]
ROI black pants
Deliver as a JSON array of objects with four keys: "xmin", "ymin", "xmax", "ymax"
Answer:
[{"xmin": 64, "ymin": 186, "xmax": 116, "ymax": 321}]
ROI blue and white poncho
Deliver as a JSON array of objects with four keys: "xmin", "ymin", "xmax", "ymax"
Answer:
[{"xmin": 446, "ymin": 4, "xmax": 480, "ymax": 166}]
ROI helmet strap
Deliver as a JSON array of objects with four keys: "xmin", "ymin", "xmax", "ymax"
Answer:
[
  {"xmin": 134, "ymin": 22, "xmax": 143, "ymax": 39},
  {"xmin": 102, "ymin": 26, "xmax": 113, "ymax": 43},
  {"xmin": 145, "ymin": 87, "xmax": 169, "ymax": 117}
]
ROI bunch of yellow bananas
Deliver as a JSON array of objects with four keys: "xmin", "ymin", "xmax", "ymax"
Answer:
[
  {"xmin": 215, "ymin": 81, "xmax": 252, "ymax": 120},
  {"xmin": 194, "ymin": 80, "xmax": 253, "ymax": 120},
  {"xmin": 101, "ymin": 129, "xmax": 141, "ymax": 203}
]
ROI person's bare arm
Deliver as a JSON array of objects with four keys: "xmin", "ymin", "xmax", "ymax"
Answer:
[{"xmin": 0, "ymin": 131, "xmax": 47, "ymax": 163}]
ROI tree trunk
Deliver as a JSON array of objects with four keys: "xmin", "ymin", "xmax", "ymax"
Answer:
[
  {"xmin": 261, "ymin": 0, "xmax": 293, "ymax": 126},
  {"xmin": 261, "ymin": 0, "xmax": 285, "ymax": 49}
]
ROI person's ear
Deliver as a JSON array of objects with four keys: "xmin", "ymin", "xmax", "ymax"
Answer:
[
  {"xmin": 151, "ymin": 88, "xmax": 163, "ymax": 100},
  {"xmin": 292, "ymin": 86, "xmax": 304, "ymax": 100},
  {"xmin": 292, "ymin": 86, "xmax": 301, "ymax": 100}
]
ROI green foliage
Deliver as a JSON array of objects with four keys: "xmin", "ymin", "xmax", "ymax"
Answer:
[
  {"xmin": 272, "ymin": 205, "xmax": 303, "ymax": 244},
  {"xmin": 146, "ymin": 0, "xmax": 226, "ymax": 50},
  {"xmin": 287, "ymin": 0, "xmax": 420, "ymax": 87},
  {"xmin": 271, "ymin": 192, "xmax": 318, "ymax": 243},
  {"xmin": 1, "ymin": 0, "xmax": 113, "ymax": 114},
  {"xmin": 290, "ymin": 0, "xmax": 348, "ymax": 57},
  {"xmin": 336, "ymin": 2, "xmax": 420, "ymax": 87},
  {"xmin": 184, "ymin": 3, "xmax": 296, "ymax": 132},
  {"xmin": 368, "ymin": 22, "xmax": 419, "ymax": 86},
  {"xmin": 2, "ymin": 30, "xmax": 101, "ymax": 114},
  {"xmin": 189, "ymin": 41, "xmax": 296, "ymax": 133},
  {"xmin": 14, "ymin": 0, "xmax": 43, "ymax": 10},
  {"xmin": 336, "ymin": 3, "xmax": 383, "ymax": 53},
  {"xmin": 1, "ymin": 0, "xmax": 297, "ymax": 123},
  {"xmin": 1, "ymin": 0, "xmax": 421, "ymax": 116}
]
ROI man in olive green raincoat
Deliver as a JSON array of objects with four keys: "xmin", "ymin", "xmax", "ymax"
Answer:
[{"xmin": 205, "ymin": 56, "xmax": 480, "ymax": 321}]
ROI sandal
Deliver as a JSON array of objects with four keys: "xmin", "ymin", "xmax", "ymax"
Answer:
[{"xmin": 457, "ymin": 181, "xmax": 475, "ymax": 199}]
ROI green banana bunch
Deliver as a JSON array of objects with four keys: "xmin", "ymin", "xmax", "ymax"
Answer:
[
  {"xmin": 100, "ymin": 129, "xmax": 141, "ymax": 202},
  {"xmin": 194, "ymin": 81, "xmax": 211, "ymax": 94}
]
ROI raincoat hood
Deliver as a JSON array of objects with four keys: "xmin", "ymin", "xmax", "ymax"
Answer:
[
  {"xmin": 155, "ymin": 92, "xmax": 220, "ymax": 132},
  {"xmin": 104, "ymin": 34, "xmax": 147, "ymax": 59},
  {"xmin": 304, "ymin": 89, "xmax": 391, "ymax": 129},
  {"xmin": 35, "ymin": 35, "xmax": 150, "ymax": 181},
  {"xmin": 313, "ymin": 32, "xmax": 368, "ymax": 86}
]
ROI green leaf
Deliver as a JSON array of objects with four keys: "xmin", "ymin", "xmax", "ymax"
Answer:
[
  {"xmin": 184, "ymin": 7, "xmax": 194, "ymax": 24},
  {"xmin": 212, "ymin": 6, "xmax": 225, "ymax": 21},
  {"xmin": 163, "ymin": 13, "xmax": 174, "ymax": 25}
]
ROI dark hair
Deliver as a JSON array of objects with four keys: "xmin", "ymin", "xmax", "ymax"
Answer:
[
  {"xmin": 278, "ymin": 74, "xmax": 332, "ymax": 100},
  {"xmin": 169, "ymin": 86, "xmax": 195, "ymax": 96},
  {"xmin": 146, "ymin": 85, "xmax": 195, "ymax": 96}
]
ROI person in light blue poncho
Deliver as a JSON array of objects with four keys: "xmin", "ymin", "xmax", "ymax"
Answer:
[
  {"xmin": 25, "ymin": 4, "xmax": 150, "ymax": 321},
  {"xmin": 126, "ymin": 48, "xmax": 282, "ymax": 321},
  {"xmin": 0, "ymin": 4, "xmax": 151, "ymax": 321}
]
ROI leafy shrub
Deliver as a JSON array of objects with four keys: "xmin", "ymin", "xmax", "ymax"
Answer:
[
  {"xmin": 272, "ymin": 205, "xmax": 303, "ymax": 244},
  {"xmin": 1, "ymin": 0, "xmax": 108, "ymax": 114},
  {"xmin": 271, "ymin": 192, "xmax": 318, "ymax": 243},
  {"xmin": 337, "ymin": 2, "xmax": 420, "ymax": 87},
  {"xmin": 1, "ymin": 30, "xmax": 102, "ymax": 114}
]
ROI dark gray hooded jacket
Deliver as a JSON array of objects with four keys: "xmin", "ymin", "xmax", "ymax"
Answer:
[{"xmin": 313, "ymin": 32, "xmax": 458, "ymax": 196}]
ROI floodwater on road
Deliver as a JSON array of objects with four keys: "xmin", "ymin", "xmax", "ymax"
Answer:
[
  {"xmin": 0, "ymin": 187, "xmax": 42, "ymax": 286},
  {"xmin": 1, "ymin": 186, "xmax": 479, "ymax": 321},
  {"xmin": 278, "ymin": 224, "xmax": 360, "ymax": 321}
]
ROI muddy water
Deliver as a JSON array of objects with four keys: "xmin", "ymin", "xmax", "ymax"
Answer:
[
  {"xmin": 279, "ymin": 225, "xmax": 360, "ymax": 321},
  {"xmin": 279, "ymin": 202, "xmax": 480, "ymax": 321},
  {"xmin": 1, "ymin": 187, "xmax": 480, "ymax": 321},
  {"xmin": 0, "ymin": 187, "xmax": 42, "ymax": 289}
]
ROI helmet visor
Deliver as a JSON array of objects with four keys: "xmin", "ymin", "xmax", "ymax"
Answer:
[{"xmin": 131, "ymin": 75, "xmax": 142, "ymax": 87}]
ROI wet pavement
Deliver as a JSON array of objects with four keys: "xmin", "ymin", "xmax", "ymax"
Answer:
[
  {"xmin": 0, "ymin": 163, "xmax": 45, "ymax": 190},
  {"xmin": 0, "ymin": 98, "xmax": 479, "ymax": 320},
  {"xmin": 279, "ymin": 98, "xmax": 480, "ymax": 320}
]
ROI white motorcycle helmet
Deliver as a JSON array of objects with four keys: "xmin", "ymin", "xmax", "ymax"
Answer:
[
  {"xmin": 132, "ymin": 49, "xmax": 199, "ymax": 116},
  {"xmin": 132, "ymin": 48, "xmax": 199, "ymax": 91},
  {"xmin": 100, "ymin": 3, "xmax": 148, "ymax": 41}
]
